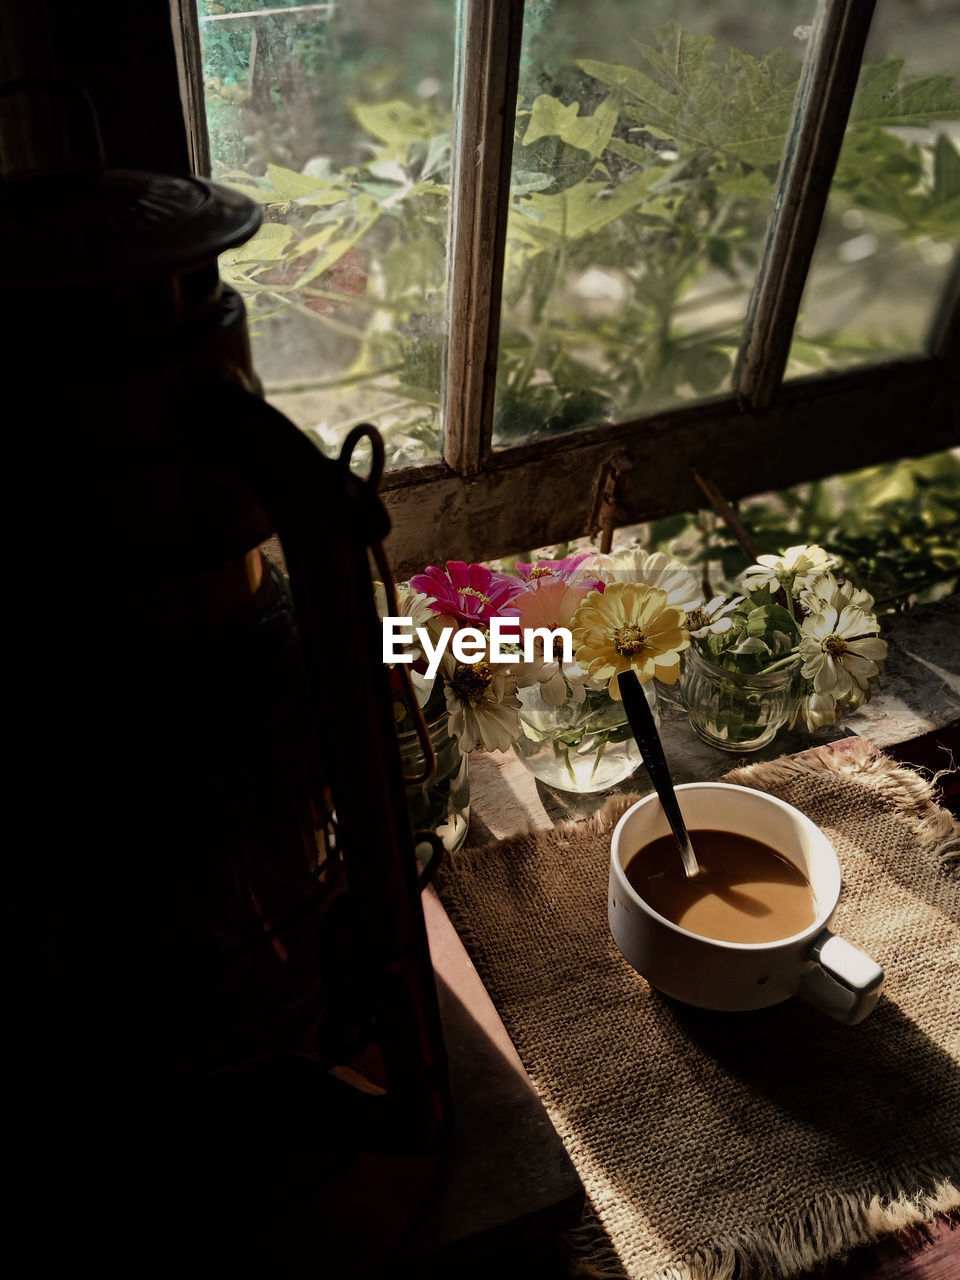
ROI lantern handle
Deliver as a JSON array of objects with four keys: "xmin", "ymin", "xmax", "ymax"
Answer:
[
  {"xmin": 371, "ymin": 538, "xmax": 437, "ymax": 787},
  {"xmin": 337, "ymin": 423, "xmax": 437, "ymax": 788},
  {"xmin": 339, "ymin": 423, "xmax": 385, "ymax": 489}
]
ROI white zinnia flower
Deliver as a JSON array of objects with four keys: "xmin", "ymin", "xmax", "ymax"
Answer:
[
  {"xmin": 511, "ymin": 652, "xmax": 588, "ymax": 707},
  {"xmin": 440, "ymin": 648, "xmax": 521, "ymax": 752},
  {"xmin": 685, "ymin": 594, "xmax": 744, "ymax": 639},
  {"xmin": 797, "ymin": 689, "xmax": 840, "ymax": 732},
  {"xmin": 740, "ymin": 544, "xmax": 836, "ymax": 596},
  {"xmin": 373, "ymin": 581, "xmax": 436, "ymax": 665},
  {"xmin": 794, "ymin": 666, "xmax": 871, "ymax": 733},
  {"xmin": 799, "ymin": 601, "xmax": 887, "ymax": 700},
  {"xmin": 799, "ymin": 571, "xmax": 875, "ymax": 619},
  {"xmin": 583, "ymin": 546, "xmax": 703, "ymax": 612}
]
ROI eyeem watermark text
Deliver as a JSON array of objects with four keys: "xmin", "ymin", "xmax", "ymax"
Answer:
[{"xmin": 382, "ymin": 618, "xmax": 573, "ymax": 680}]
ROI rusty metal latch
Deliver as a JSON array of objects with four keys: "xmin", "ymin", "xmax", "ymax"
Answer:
[{"xmin": 589, "ymin": 452, "xmax": 633, "ymax": 553}]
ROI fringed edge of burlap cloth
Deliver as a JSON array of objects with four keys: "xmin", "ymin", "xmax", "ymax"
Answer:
[
  {"xmin": 447, "ymin": 739, "xmax": 960, "ymax": 1280},
  {"xmin": 724, "ymin": 740, "xmax": 960, "ymax": 874},
  {"xmin": 567, "ymin": 1169, "xmax": 960, "ymax": 1280}
]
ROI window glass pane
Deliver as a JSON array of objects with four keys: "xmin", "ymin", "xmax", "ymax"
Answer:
[
  {"xmin": 493, "ymin": 0, "xmax": 812, "ymax": 445},
  {"xmin": 199, "ymin": 0, "xmax": 454, "ymax": 467},
  {"xmin": 787, "ymin": 0, "xmax": 960, "ymax": 378}
]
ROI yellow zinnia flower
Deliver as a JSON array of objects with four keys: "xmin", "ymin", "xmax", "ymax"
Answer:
[{"xmin": 570, "ymin": 583, "xmax": 690, "ymax": 699}]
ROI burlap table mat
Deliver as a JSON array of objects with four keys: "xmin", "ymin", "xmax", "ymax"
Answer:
[{"xmin": 436, "ymin": 741, "xmax": 960, "ymax": 1280}]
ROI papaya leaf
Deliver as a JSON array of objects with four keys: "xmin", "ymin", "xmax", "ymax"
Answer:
[
  {"xmin": 265, "ymin": 163, "xmax": 336, "ymax": 203},
  {"xmin": 383, "ymin": 234, "xmax": 445, "ymax": 295},
  {"xmin": 416, "ymin": 134, "xmax": 452, "ymax": 183},
  {"xmin": 835, "ymin": 132, "xmax": 927, "ymax": 225},
  {"xmin": 715, "ymin": 168, "xmax": 774, "ymax": 197},
  {"xmin": 295, "ymin": 196, "xmax": 380, "ymax": 287},
  {"xmin": 848, "ymin": 62, "xmax": 960, "ymax": 130},
  {"xmin": 352, "ymin": 100, "xmax": 443, "ymax": 152},
  {"xmin": 510, "ymin": 169, "xmax": 658, "ymax": 246},
  {"xmin": 510, "ymin": 169, "xmax": 555, "ymax": 195},
  {"xmin": 605, "ymin": 137, "xmax": 657, "ymax": 164},
  {"xmin": 577, "ymin": 58, "xmax": 665, "ymax": 103},
  {"xmin": 523, "ymin": 94, "xmax": 620, "ymax": 161},
  {"xmin": 834, "ymin": 126, "xmax": 960, "ymax": 234},
  {"xmin": 635, "ymin": 22, "xmax": 717, "ymax": 90},
  {"xmin": 301, "ymin": 189, "xmax": 353, "ymax": 209},
  {"xmin": 511, "ymin": 131, "xmax": 597, "ymax": 195},
  {"xmin": 582, "ymin": 37, "xmax": 802, "ymax": 167},
  {"xmin": 220, "ymin": 177, "xmax": 286, "ymax": 206},
  {"xmin": 220, "ymin": 222, "xmax": 293, "ymax": 267},
  {"xmin": 674, "ymin": 345, "xmax": 731, "ymax": 395}
]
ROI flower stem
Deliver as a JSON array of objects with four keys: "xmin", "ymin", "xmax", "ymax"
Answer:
[
  {"xmin": 564, "ymin": 746, "xmax": 577, "ymax": 789},
  {"xmin": 763, "ymin": 650, "xmax": 801, "ymax": 673},
  {"xmin": 782, "ymin": 577, "xmax": 797, "ymax": 623},
  {"xmin": 553, "ymin": 736, "xmax": 578, "ymax": 788}
]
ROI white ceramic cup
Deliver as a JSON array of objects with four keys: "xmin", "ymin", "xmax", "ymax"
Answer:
[{"xmin": 609, "ymin": 782, "xmax": 884, "ymax": 1024}]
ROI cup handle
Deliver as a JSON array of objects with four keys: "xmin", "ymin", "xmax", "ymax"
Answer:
[{"xmin": 799, "ymin": 930, "xmax": 884, "ymax": 1025}]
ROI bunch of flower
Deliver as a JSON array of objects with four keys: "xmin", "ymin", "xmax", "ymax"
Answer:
[
  {"xmin": 377, "ymin": 548, "xmax": 695, "ymax": 754},
  {"xmin": 689, "ymin": 544, "xmax": 888, "ymax": 731},
  {"xmin": 379, "ymin": 540, "xmax": 886, "ymax": 756}
]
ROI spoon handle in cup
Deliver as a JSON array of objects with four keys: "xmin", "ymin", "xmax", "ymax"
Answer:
[{"xmin": 617, "ymin": 671, "xmax": 700, "ymax": 879}]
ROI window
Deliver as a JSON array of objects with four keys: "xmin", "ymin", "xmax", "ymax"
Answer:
[{"xmin": 173, "ymin": 0, "xmax": 960, "ymax": 576}]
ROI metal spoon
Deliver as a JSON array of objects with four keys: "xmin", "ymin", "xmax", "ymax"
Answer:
[{"xmin": 617, "ymin": 670, "xmax": 701, "ymax": 879}]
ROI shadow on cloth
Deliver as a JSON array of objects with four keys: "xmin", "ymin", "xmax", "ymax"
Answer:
[{"xmin": 658, "ymin": 992, "xmax": 959, "ymax": 1169}]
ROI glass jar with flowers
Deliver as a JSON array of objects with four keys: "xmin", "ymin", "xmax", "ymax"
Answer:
[
  {"xmin": 376, "ymin": 561, "xmax": 525, "ymax": 846},
  {"xmin": 397, "ymin": 692, "xmax": 471, "ymax": 855},
  {"xmin": 375, "ymin": 575, "xmax": 504, "ymax": 856},
  {"xmin": 507, "ymin": 554, "xmax": 691, "ymax": 792},
  {"xmin": 580, "ymin": 546, "xmax": 704, "ymax": 712},
  {"xmin": 680, "ymin": 545, "xmax": 888, "ymax": 751},
  {"xmin": 376, "ymin": 556, "xmax": 691, "ymax": 800}
]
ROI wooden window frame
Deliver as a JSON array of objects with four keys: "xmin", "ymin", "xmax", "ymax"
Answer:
[{"xmin": 173, "ymin": 0, "xmax": 960, "ymax": 577}]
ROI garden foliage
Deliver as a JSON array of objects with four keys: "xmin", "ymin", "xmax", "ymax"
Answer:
[{"xmin": 210, "ymin": 21, "xmax": 960, "ymax": 465}]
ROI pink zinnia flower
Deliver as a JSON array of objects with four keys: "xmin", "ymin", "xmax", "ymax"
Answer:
[
  {"xmin": 511, "ymin": 577, "xmax": 596, "ymax": 705},
  {"xmin": 516, "ymin": 552, "xmax": 604, "ymax": 592},
  {"xmin": 514, "ymin": 577, "xmax": 594, "ymax": 633},
  {"xmin": 411, "ymin": 561, "xmax": 525, "ymax": 627}
]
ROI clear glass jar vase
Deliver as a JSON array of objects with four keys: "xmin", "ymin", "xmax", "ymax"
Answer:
[
  {"xmin": 400, "ymin": 713, "xmax": 470, "ymax": 854},
  {"xmin": 512, "ymin": 681, "xmax": 656, "ymax": 793},
  {"xmin": 680, "ymin": 645, "xmax": 800, "ymax": 752}
]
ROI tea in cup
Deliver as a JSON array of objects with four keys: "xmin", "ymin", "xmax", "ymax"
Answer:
[{"xmin": 608, "ymin": 782, "xmax": 883, "ymax": 1023}]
